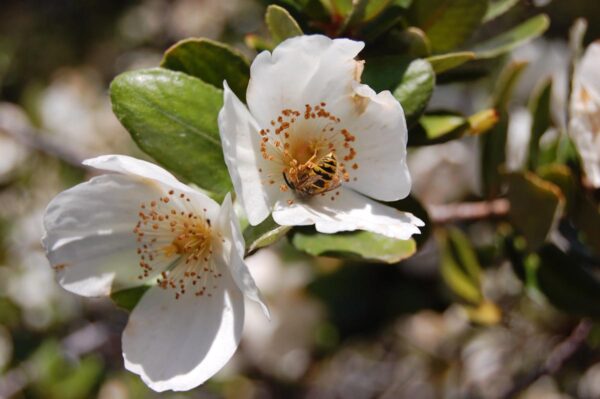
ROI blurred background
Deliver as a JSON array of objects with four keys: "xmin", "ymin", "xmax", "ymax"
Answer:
[{"xmin": 1, "ymin": 0, "xmax": 600, "ymax": 398}]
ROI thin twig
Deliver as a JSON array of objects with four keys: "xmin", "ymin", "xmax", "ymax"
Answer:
[
  {"xmin": 428, "ymin": 198, "xmax": 510, "ymax": 224},
  {"xmin": 499, "ymin": 318, "xmax": 593, "ymax": 399},
  {"xmin": 0, "ymin": 125, "xmax": 89, "ymax": 171}
]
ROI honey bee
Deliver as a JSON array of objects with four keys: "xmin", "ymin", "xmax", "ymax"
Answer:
[{"xmin": 283, "ymin": 152, "xmax": 341, "ymax": 197}]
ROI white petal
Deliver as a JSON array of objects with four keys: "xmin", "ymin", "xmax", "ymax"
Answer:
[
  {"xmin": 575, "ymin": 41, "xmax": 600, "ymax": 101},
  {"xmin": 83, "ymin": 154, "xmax": 206, "ymax": 201},
  {"xmin": 246, "ymin": 35, "xmax": 364, "ymax": 128},
  {"xmin": 122, "ymin": 272, "xmax": 244, "ymax": 392},
  {"xmin": 216, "ymin": 194, "xmax": 270, "ymax": 318},
  {"xmin": 218, "ymin": 83, "xmax": 274, "ymax": 225},
  {"xmin": 332, "ymin": 83, "xmax": 411, "ymax": 201},
  {"xmin": 42, "ymin": 174, "xmax": 165, "ymax": 296},
  {"xmin": 272, "ymin": 187, "xmax": 423, "ymax": 240},
  {"xmin": 570, "ymin": 41, "xmax": 600, "ymax": 187}
]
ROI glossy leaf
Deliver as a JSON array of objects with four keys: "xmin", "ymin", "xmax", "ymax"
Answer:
[
  {"xmin": 410, "ymin": 0, "xmax": 489, "ymax": 52},
  {"xmin": 426, "ymin": 51, "xmax": 475, "ymax": 74},
  {"xmin": 243, "ymin": 216, "xmax": 292, "ymax": 255},
  {"xmin": 110, "ymin": 68, "xmax": 231, "ymax": 197},
  {"xmin": 527, "ymin": 79, "xmax": 553, "ymax": 170},
  {"xmin": 290, "ymin": 228, "xmax": 417, "ymax": 264},
  {"xmin": 161, "ymin": 38, "xmax": 250, "ymax": 101},
  {"xmin": 110, "ymin": 285, "xmax": 151, "ymax": 312},
  {"xmin": 505, "ymin": 171, "xmax": 564, "ymax": 250},
  {"xmin": 363, "ymin": 56, "xmax": 435, "ymax": 126},
  {"xmin": 472, "ymin": 14, "xmax": 550, "ymax": 59},
  {"xmin": 266, "ymin": 5, "xmax": 303, "ymax": 45}
]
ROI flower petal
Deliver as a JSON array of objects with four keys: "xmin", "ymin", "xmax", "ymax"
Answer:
[
  {"xmin": 42, "ymin": 174, "xmax": 165, "ymax": 296},
  {"xmin": 334, "ymin": 83, "xmax": 412, "ymax": 201},
  {"xmin": 570, "ymin": 41, "xmax": 600, "ymax": 187},
  {"xmin": 272, "ymin": 187, "xmax": 423, "ymax": 240},
  {"xmin": 122, "ymin": 271, "xmax": 244, "ymax": 392},
  {"xmin": 246, "ymin": 35, "xmax": 364, "ymax": 128},
  {"xmin": 216, "ymin": 194, "xmax": 270, "ymax": 318},
  {"xmin": 218, "ymin": 83, "xmax": 274, "ymax": 225},
  {"xmin": 83, "ymin": 154, "xmax": 210, "ymax": 202}
]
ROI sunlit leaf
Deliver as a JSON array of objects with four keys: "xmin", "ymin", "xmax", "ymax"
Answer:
[
  {"xmin": 472, "ymin": 14, "xmax": 550, "ymax": 59},
  {"xmin": 110, "ymin": 68, "xmax": 232, "ymax": 198},
  {"xmin": 161, "ymin": 38, "xmax": 250, "ymax": 101},
  {"xmin": 410, "ymin": 0, "xmax": 489, "ymax": 52},
  {"xmin": 483, "ymin": 0, "xmax": 519, "ymax": 22},
  {"xmin": 410, "ymin": 108, "xmax": 497, "ymax": 146},
  {"xmin": 266, "ymin": 5, "xmax": 303, "ymax": 44},
  {"xmin": 409, "ymin": 111, "xmax": 469, "ymax": 145},
  {"xmin": 291, "ymin": 228, "xmax": 417, "ymax": 264},
  {"xmin": 426, "ymin": 51, "xmax": 475, "ymax": 74},
  {"xmin": 438, "ymin": 227, "xmax": 483, "ymax": 304}
]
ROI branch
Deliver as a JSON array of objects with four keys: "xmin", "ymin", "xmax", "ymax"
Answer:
[
  {"xmin": 0, "ymin": 124, "xmax": 89, "ymax": 171},
  {"xmin": 499, "ymin": 318, "xmax": 593, "ymax": 399},
  {"xmin": 428, "ymin": 198, "xmax": 510, "ymax": 224}
]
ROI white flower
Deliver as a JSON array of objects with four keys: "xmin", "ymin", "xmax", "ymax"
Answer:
[
  {"xmin": 570, "ymin": 41, "xmax": 600, "ymax": 188},
  {"xmin": 218, "ymin": 35, "xmax": 423, "ymax": 240},
  {"xmin": 42, "ymin": 155, "xmax": 268, "ymax": 392}
]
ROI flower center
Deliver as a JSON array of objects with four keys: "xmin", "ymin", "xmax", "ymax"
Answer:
[
  {"xmin": 257, "ymin": 102, "xmax": 360, "ymax": 201},
  {"xmin": 133, "ymin": 190, "xmax": 222, "ymax": 300}
]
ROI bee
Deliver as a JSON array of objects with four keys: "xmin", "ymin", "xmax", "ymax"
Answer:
[{"xmin": 283, "ymin": 152, "xmax": 341, "ymax": 197}]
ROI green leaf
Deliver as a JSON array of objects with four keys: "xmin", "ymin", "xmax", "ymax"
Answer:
[
  {"xmin": 483, "ymin": 0, "xmax": 519, "ymax": 22},
  {"xmin": 110, "ymin": 68, "xmax": 231, "ymax": 197},
  {"xmin": 409, "ymin": 111, "xmax": 469, "ymax": 145},
  {"xmin": 537, "ymin": 164, "xmax": 576, "ymax": 214},
  {"xmin": 266, "ymin": 5, "xmax": 303, "ymax": 45},
  {"xmin": 505, "ymin": 171, "xmax": 564, "ymax": 250},
  {"xmin": 110, "ymin": 285, "xmax": 151, "ymax": 312},
  {"xmin": 438, "ymin": 227, "xmax": 483, "ymax": 304},
  {"xmin": 290, "ymin": 228, "xmax": 417, "ymax": 263},
  {"xmin": 426, "ymin": 51, "xmax": 475, "ymax": 74},
  {"xmin": 536, "ymin": 244, "xmax": 600, "ymax": 318},
  {"xmin": 410, "ymin": 0, "xmax": 489, "ymax": 53},
  {"xmin": 527, "ymin": 79, "xmax": 553, "ymax": 170},
  {"xmin": 481, "ymin": 61, "xmax": 528, "ymax": 197},
  {"xmin": 243, "ymin": 216, "xmax": 292, "ymax": 255},
  {"xmin": 161, "ymin": 38, "xmax": 250, "ymax": 102},
  {"xmin": 472, "ymin": 14, "xmax": 550, "ymax": 59},
  {"xmin": 410, "ymin": 108, "xmax": 497, "ymax": 146},
  {"xmin": 362, "ymin": 56, "xmax": 435, "ymax": 126}
]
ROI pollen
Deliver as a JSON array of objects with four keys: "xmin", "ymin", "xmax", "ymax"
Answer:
[
  {"xmin": 257, "ymin": 101, "xmax": 359, "ymax": 197},
  {"xmin": 133, "ymin": 189, "xmax": 221, "ymax": 300}
]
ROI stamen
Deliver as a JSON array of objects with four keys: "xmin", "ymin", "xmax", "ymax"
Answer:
[{"xmin": 133, "ymin": 189, "xmax": 221, "ymax": 300}]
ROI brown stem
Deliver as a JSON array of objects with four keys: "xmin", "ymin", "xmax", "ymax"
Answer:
[
  {"xmin": 0, "ymin": 125, "xmax": 89, "ymax": 171},
  {"xmin": 428, "ymin": 198, "xmax": 510, "ymax": 224},
  {"xmin": 499, "ymin": 319, "xmax": 593, "ymax": 399}
]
